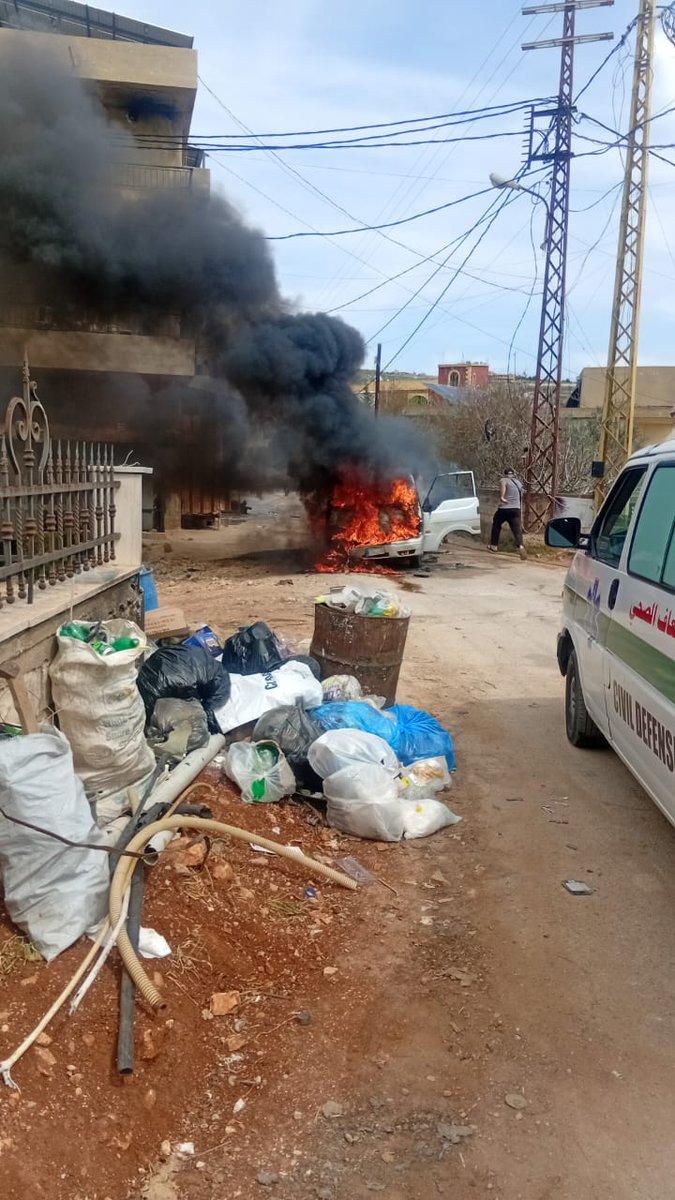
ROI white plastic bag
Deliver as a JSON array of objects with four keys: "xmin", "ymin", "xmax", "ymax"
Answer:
[
  {"xmin": 49, "ymin": 619, "xmax": 154, "ymax": 816},
  {"xmin": 402, "ymin": 799, "xmax": 461, "ymax": 839},
  {"xmin": 321, "ymin": 675, "xmax": 363, "ymax": 703},
  {"xmin": 0, "ymin": 729, "xmax": 109, "ymax": 961},
  {"xmin": 323, "ymin": 764, "xmax": 405, "ymax": 841},
  {"xmin": 398, "ymin": 756, "xmax": 452, "ymax": 801},
  {"xmin": 225, "ymin": 740, "xmax": 296, "ymax": 803},
  {"xmin": 308, "ymin": 729, "xmax": 400, "ymax": 780},
  {"xmin": 214, "ymin": 661, "xmax": 323, "ymax": 734}
]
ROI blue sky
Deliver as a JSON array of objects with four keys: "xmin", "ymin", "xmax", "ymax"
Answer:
[{"xmin": 119, "ymin": 1, "xmax": 675, "ymax": 378}]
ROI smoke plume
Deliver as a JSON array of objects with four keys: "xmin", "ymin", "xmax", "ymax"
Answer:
[{"xmin": 0, "ymin": 43, "xmax": 434, "ymax": 491}]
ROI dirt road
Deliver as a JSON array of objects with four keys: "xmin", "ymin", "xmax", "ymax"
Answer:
[
  {"xmin": 3, "ymin": 500, "xmax": 673, "ymax": 1200},
  {"xmin": 142, "ymin": 507, "xmax": 675, "ymax": 1200}
]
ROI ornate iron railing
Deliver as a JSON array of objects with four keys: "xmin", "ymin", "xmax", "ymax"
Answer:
[{"xmin": 0, "ymin": 361, "xmax": 119, "ymax": 607}]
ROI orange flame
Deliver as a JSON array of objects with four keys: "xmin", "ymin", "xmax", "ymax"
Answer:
[{"xmin": 314, "ymin": 470, "xmax": 421, "ymax": 572}]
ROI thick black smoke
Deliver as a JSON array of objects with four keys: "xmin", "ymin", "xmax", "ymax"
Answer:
[{"xmin": 0, "ymin": 43, "xmax": 434, "ymax": 490}]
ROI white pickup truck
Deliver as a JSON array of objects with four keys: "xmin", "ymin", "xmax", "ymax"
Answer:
[{"xmin": 356, "ymin": 470, "xmax": 481, "ymax": 565}]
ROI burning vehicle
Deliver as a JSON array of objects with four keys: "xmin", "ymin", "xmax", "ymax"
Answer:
[{"xmin": 316, "ymin": 469, "xmax": 481, "ymax": 570}]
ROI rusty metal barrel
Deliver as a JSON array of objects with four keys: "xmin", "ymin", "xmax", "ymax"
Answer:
[{"xmin": 310, "ymin": 604, "xmax": 410, "ymax": 707}]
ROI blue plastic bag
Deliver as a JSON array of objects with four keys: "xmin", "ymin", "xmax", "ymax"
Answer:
[
  {"xmin": 184, "ymin": 625, "xmax": 222, "ymax": 659},
  {"xmin": 310, "ymin": 701, "xmax": 455, "ymax": 771}
]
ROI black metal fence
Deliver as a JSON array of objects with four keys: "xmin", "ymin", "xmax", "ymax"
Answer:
[{"xmin": 0, "ymin": 361, "xmax": 119, "ymax": 607}]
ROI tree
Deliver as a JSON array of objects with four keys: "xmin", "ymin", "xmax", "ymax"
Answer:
[{"xmin": 421, "ymin": 381, "xmax": 599, "ymax": 495}]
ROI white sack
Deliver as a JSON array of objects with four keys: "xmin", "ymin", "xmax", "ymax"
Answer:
[
  {"xmin": 49, "ymin": 619, "xmax": 154, "ymax": 815},
  {"xmin": 323, "ymin": 763, "xmax": 405, "ymax": 842},
  {"xmin": 225, "ymin": 740, "xmax": 296, "ymax": 803},
  {"xmin": 402, "ymin": 799, "xmax": 461, "ymax": 839},
  {"xmin": 308, "ymin": 728, "xmax": 399, "ymax": 780},
  {"xmin": 214, "ymin": 661, "xmax": 323, "ymax": 734},
  {"xmin": 0, "ymin": 729, "xmax": 109, "ymax": 961}
]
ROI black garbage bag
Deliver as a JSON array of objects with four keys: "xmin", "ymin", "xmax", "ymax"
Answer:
[
  {"xmin": 253, "ymin": 703, "xmax": 324, "ymax": 791},
  {"xmin": 138, "ymin": 645, "xmax": 230, "ymax": 734},
  {"xmin": 147, "ymin": 698, "xmax": 210, "ymax": 758},
  {"xmin": 222, "ymin": 622, "xmax": 284, "ymax": 675}
]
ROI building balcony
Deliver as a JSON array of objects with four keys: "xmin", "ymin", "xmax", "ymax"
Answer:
[
  {"xmin": 0, "ymin": 305, "xmax": 195, "ymax": 377},
  {"xmin": 111, "ymin": 161, "xmax": 210, "ymax": 194}
]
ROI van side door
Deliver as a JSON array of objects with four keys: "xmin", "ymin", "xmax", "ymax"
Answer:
[
  {"xmin": 605, "ymin": 461, "xmax": 675, "ymax": 819},
  {"xmin": 567, "ymin": 465, "xmax": 648, "ymax": 728},
  {"xmin": 421, "ymin": 471, "xmax": 480, "ymax": 552}
]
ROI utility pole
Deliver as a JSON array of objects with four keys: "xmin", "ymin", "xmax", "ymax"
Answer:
[
  {"xmin": 374, "ymin": 342, "xmax": 382, "ymax": 417},
  {"xmin": 522, "ymin": 0, "xmax": 613, "ymax": 531},
  {"xmin": 594, "ymin": 0, "xmax": 656, "ymax": 507}
]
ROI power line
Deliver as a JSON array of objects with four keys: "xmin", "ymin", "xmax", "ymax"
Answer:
[{"xmin": 264, "ymin": 186, "xmax": 493, "ymax": 240}]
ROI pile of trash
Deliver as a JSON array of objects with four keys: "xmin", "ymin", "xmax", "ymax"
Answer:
[{"xmin": 0, "ymin": 581, "xmax": 459, "ymax": 1086}]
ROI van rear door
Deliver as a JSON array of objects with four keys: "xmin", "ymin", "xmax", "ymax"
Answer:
[{"xmin": 421, "ymin": 471, "xmax": 480, "ymax": 552}]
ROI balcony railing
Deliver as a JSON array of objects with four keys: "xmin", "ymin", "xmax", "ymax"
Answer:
[
  {"xmin": 0, "ymin": 361, "xmax": 118, "ymax": 607},
  {"xmin": 112, "ymin": 161, "xmax": 208, "ymax": 191}
]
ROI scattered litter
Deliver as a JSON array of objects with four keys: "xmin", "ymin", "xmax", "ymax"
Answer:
[
  {"xmin": 176, "ymin": 1142, "xmax": 195, "ymax": 1156},
  {"xmin": 321, "ymin": 1101, "xmax": 343, "ymax": 1119},
  {"xmin": 448, "ymin": 967, "xmax": 476, "ymax": 987},
  {"xmin": 420, "ymin": 916, "xmax": 434, "ymax": 926},
  {"xmin": 138, "ymin": 928, "xmax": 172, "ymax": 960},
  {"xmin": 438, "ymin": 1122, "xmax": 476, "ymax": 1144},
  {"xmin": 504, "ymin": 1093, "xmax": 528, "ymax": 1110},
  {"xmin": 323, "ymin": 966, "xmax": 338, "ymax": 977},
  {"xmin": 256, "ymin": 1170, "xmax": 280, "ymax": 1187},
  {"xmin": 335, "ymin": 857, "xmax": 376, "ymax": 886},
  {"xmin": 233, "ymin": 1097, "xmax": 247, "ymax": 1116},
  {"xmin": 295, "ymin": 1010, "xmax": 312, "ymax": 1026},
  {"xmin": 304, "ymin": 886, "xmax": 318, "ymax": 900},
  {"xmin": 183, "ymin": 625, "xmax": 222, "ymax": 659},
  {"xmin": 562, "ymin": 879, "xmax": 594, "ymax": 896}
]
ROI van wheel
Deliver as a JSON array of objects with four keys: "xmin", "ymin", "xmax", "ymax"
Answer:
[{"xmin": 565, "ymin": 651, "xmax": 604, "ymax": 748}]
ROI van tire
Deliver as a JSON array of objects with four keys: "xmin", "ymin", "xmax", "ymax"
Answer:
[{"xmin": 565, "ymin": 651, "xmax": 604, "ymax": 749}]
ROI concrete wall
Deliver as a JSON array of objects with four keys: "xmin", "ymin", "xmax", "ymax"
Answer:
[
  {"xmin": 0, "ymin": 329, "xmax": 196, "ymax": 376},
  {"xmin": 579, "ymin": 367, "xmax": 675, "ymax": 448}
]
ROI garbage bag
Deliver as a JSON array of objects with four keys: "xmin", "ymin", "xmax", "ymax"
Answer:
[
  {"xmin": 50, "ymin": 619, "xmax": 155, "ymax": 809},
  {"xmin": 308, "ymin": 729, "xmax": 399, "ymax": 780},
  {"xmin": 225, "ymin": 740, "xmax": 296, "ymax": 803},
  {"xmin": 323, "ymin": 764, "xmax": 405, "ymax": 842},
  {"xmin": 321, "ymin": 674, "xmax": 363, "ymax": 703},
  {"xmin": 253, "ymin": 703, "xmax": 323, "ymax": 768},
  {"xmin": 388, "ymin": 705, "xmax": 455, "ymax": 770},
  {"xmin": 137, "ymin": 645, "xmax": 231, "ymax": 734},
  {"xmin": 214, "ymin": 661, "xmax": 323, "ymax": 734},
  {"xmin": 398, "ymin": 756, "xmax": 452, "ymax": 801},
  {"xmin": 402, "ymin": 799, "xmax": 461, "ymax": 839},
  {"xmin": 222, "ymin": 622, "xmax": 284, "ymax": 675},
  {"xmin": 0, "ymin": 729, "xmax": 109, "ymax": 961},
  {"xmin": 310, "ymin": 701, "xmax": 455, "ymax": 770},
  {"xmin": 147, "ymin": 698, "xmax": 209, "ymax": 758}
]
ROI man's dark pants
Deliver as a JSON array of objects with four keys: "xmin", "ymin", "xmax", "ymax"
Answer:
[{"xmin": 490, "ymin": 507, "xmax": 523, "ymax": 548}]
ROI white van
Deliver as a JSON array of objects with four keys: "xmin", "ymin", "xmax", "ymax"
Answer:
[
  {"xmin": 546, "ymin": 437, "xmax": 675, "ymax": 823},
  {"xmin": 356, "ymin": 470, "xmax": 481, "ymax": 565}
]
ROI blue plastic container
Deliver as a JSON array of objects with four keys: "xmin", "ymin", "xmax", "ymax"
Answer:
[{"xmin": 139, "ymin": 566, "xmax": 159, "ymax": 613}]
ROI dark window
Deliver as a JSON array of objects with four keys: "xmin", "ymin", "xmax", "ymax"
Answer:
[
  {"xmin": 628, "ymin": 464, "xmax": 675, "ymax": 589},
  {"xmin": 592, "ymin": 466, "xmax": 647, "ymax": 568}
]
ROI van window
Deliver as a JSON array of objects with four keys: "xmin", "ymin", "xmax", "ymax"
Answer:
[
  {"xmin": 424, "ymin": 472, "xmax": 474, "ymax": 509},
  {"xmin": 593, "ymin": 466, "xmax": 647, "ymax": 568},
  {"xmin": 628, "ymin": 464, "xmax": 675, "ymax": 589}
]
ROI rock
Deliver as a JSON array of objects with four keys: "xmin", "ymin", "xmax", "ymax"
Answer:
[
  {"xmin": 144, "ymin": 1089, "xmax": 158, "ymax": 1111},
  {"xmin": 321, "ymin": 1101, "xmax": 343, "ymax": 1120},
  {"xmin": 505, "ymin": 1093, "xmax": 528, "ymax": 1110},
  {"xmin": 159, "ymin": 1140, "xmax": 172, "ymax": 1160},
  {"xmin": 237, "ymin": 887, "xmax": 255, "ymax": 902},
  {"xmin": 20, "ymin": 974, "xmax": 39, "ymax": 987},
  {"xmin": 438, "ymin": 1123, "xmax": 476, "ymax": 1144},
  {"xmin": 323, "ymin": 966, "xmax": 338, "ymax": 977},
  {"xmin": 141, "ymin": 1029, "xmax": 163, "ymax": 1062},
  {"xmin": 431, "ymin": 870, "xmax": 449, "ymax": 885},
  {"xmin": 35, "ymin": 1032, "xmax": 52, "ymax": 1046},
  {"xmin": 295, "ymin": 1010, "xmax": 312, "ymax": 1027},
  {"xmin": 381, "ymin": 1150, "xmax": 396, "ymax": 1163},
  {"xmin": 210, "ymin": 991, "xmax": 241, "ymax": 1017},
  {"xmin": 212, "ymin": 861, "xmax": 235, "ymax": 883},
  {"xmin": 233, "ymin": 1097, "xmax": 246, "ymax": 1116},
  {"xmin": 153, "ymin": 971, "xmax": 164, "ymax": 989},
  {"xmin": 226, "ymin": 1033, "xmax": 247, "ymax": 1053},
  {"xmin": 448, "ymin": 967, "xmax": 476, "ymax": 987},
  {"xmin": 163, "ymin": 837, "xmax": 208, "ymax": 871},
  {"xmin": 82, "ymin": 1033, "xmax": 96, "ymax": 1048},
  {"xmin": 176, "ymin": 1143, "xmax": 195, "ymax": 1156},
  {"xmin": 257, "ymin": 1171, "xmax": 280, "ymax": 1187},
  {"xmin": 316, "ymin": 1188, "xmax": 334, "ymax": 1199},
  {"xmin": 34, "ymin": 1047, "xmax": 56, "ymax": 1069}
]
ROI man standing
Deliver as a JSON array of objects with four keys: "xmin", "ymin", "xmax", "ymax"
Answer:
[{"xmin": 489, "ymin": 468, "xmax": 527, "ymax": 559}]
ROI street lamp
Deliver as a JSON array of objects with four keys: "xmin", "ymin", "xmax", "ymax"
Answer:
[{"xmin": 489, "ymin": 173, "xmax": 551, "ymax": 245}]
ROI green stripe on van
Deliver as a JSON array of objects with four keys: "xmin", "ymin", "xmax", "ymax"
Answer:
[{"xmin": 564, "ymin": 583, "xmax": 675, "ymax": 704}]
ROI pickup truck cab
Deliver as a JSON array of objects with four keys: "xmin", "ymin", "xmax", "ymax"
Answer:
[
  {"xmin": 358, "ymin": 470, "xmax": 481, "ymax": 564},
  {"xmin": 546, "ymin": 437, "xmax": 675, "ymax": 826}
]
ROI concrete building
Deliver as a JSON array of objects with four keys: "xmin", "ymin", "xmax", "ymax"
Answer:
[
  {"xmin": 575, "ymin": 367, "xmax": 675, "ymax": 449},
  {"xmin": 438, "ymin": 362, "xmax": 489, "ymax": 389},
  {"xmin": 0, "ymin": 0, "xmax": 238, "ymax": 529}
]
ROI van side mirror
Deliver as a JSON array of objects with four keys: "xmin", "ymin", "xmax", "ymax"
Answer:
[{"xmin": 545, "ymin": 516, "xmax": 582, "ymax": 549}]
